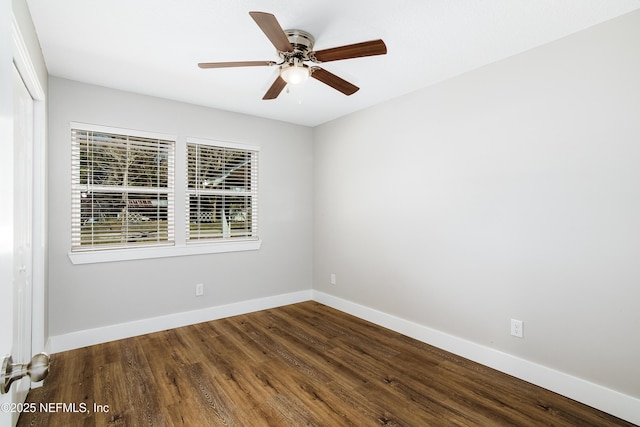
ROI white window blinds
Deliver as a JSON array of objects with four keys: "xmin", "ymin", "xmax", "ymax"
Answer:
[
  {"xmin": 71, "ymin": 126, "xmax": 175, "ymax": 251},
  {"xmin": 186, "ymin": 139, "xmax": 259, "ymax": 242}
]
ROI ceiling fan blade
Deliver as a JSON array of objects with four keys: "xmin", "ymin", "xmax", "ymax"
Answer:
[
  {"xmin": 249, "ymin": 11, "xmax": 293, "ymax": 53},
  {"xmin": 263, "ymin": 76, "xmax": 287, "ymax": 100},
  {"xmin": 198, "ymin": 61, "xmax": 275, "ymax": 69},
  {"xmin": 312, "ymin": 39, "xmax": 387, "ymax": 63},
  {"xmin": 311, "ymin": 68, "xmax": 359, "ymax": 96}
]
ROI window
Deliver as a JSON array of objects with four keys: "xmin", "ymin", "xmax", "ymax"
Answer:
[
  {"xmin": 71, "ymin": 124, "xmax": 175, "ymax": 252},
  {"xmin": 186, "ymin": 138, "xmax": 259, "ymax": 242},
  {"xmin": 69, "ymin": 126, "xmax": 260, "ymax": 264}
]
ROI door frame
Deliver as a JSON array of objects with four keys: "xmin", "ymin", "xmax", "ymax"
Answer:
[{"xmin": 11, "ymin": 12, "xmax": 47, "ymax": 374}]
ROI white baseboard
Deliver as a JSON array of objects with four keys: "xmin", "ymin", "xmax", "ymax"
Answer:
[
  {"xmin": 311, "ymin": 290, "xmax": 640, "ymax": 426},
  {"xmin": 46, "ymin": 290, "xmax": 312, "ymax": 354},
  {"xmin": 45, "ymin": 289, "xmax": 639, "ymax": 425}
]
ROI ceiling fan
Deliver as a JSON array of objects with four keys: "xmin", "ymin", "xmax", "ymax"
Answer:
[{"xmin": 198, "ymin": 11, "xmax": 387, "ymax": 100}]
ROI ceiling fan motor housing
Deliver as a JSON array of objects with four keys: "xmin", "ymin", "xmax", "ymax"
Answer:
[{"xmin": 281, "ymin": 29, "xmax": 315, "ymax": 61}]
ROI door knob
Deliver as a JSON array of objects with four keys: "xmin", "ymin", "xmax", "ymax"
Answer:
[{"xmin": 1, "ymin": 353, "xmax": 50, "ymax": 394}]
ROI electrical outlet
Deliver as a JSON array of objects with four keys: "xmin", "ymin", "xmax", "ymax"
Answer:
[
  {"xmin": 330, "ymin": 273, "xmax": 336, "ymax": 285},
  {"xmin": 195, "ymin": 283, "xmax": 204, "ymax": 296},
  {"xmin": 510, "ymin": 319, "xmax": 523, "ymax": 338}
]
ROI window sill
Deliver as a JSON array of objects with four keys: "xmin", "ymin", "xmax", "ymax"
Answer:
[{"xmin": 68, "ymin": 240, "xmax": 262, "ymax": 265}]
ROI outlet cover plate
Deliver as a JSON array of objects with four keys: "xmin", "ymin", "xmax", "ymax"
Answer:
[{"xmin": 510, "ymin": 319, "xmax": 523, "ymax": 338}]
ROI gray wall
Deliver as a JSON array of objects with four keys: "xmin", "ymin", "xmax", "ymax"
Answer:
[
  {"xmin": 47, "ymin": 77, "xmax": 313, "ymax": 336},
  {"xmin": 313, "ymin": 10, "xmax": 640, "ymax": 399}
]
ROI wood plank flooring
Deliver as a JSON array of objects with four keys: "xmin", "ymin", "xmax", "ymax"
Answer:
[{"xmin": 18, "ymin": 301, "xmax": 635, "ymax": 426}]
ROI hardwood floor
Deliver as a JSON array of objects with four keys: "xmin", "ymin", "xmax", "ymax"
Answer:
[{"xmin": 19, "ymin": 302, "xmax": 634, "ymax": 426}]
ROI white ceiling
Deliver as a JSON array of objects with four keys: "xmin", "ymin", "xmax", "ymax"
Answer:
[{"xmin": 26, "ymin": 0, "xmax": 640, "ymax": 127}]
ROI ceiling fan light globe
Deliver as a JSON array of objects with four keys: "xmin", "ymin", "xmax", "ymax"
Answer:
[{"xmin": 281, "ymin": 66, "xmax": 309, "ymax": 85}]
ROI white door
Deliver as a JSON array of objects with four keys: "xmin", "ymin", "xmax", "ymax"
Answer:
[
  {"xmin": 0, "ymin": 111, "xmax": 16, "ymax": 424},
  {"xmin": 12, "ymin": 62, "xmax": 34, "ymax": 411},
  {"xmin": 0, "ymin": 64, "xmax": 35, "ymax": 427}
]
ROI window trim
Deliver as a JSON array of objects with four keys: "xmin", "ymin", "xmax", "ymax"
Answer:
[
  {"xmin": 68, "ymin": 240, "xmax": 262, "ymax": 265},
  {"xmin": 67, "ymin": 124, "xmax": 262, "ymax": 265}
]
